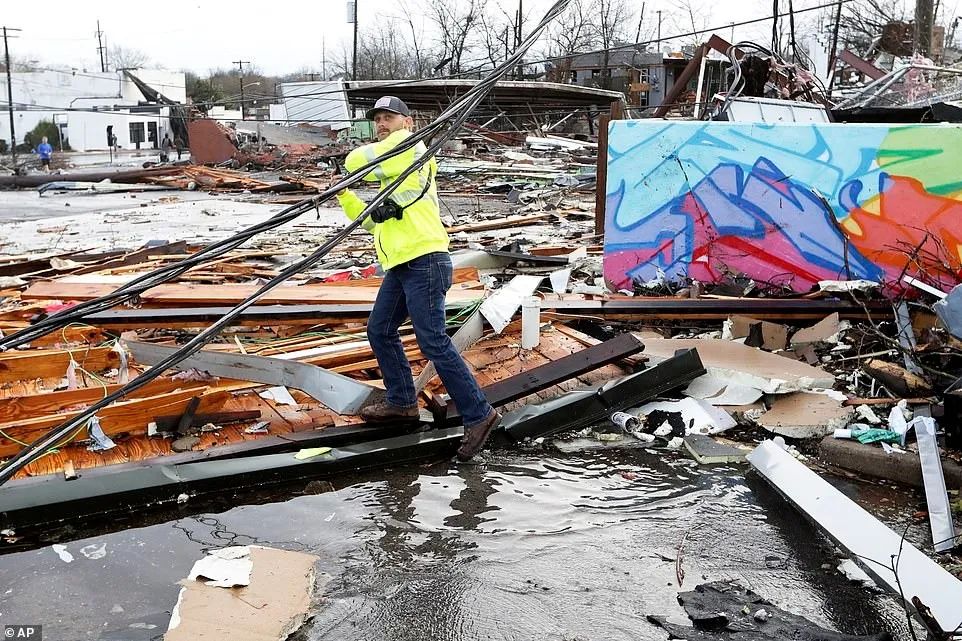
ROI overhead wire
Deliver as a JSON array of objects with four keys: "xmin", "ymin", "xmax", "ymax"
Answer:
[
  {"xmin": 8, "ymin": 0, "xmax": 857, "ymax": 112},
  {"xmin": 0, "ymin": 0, "xmax": 575, "ymax": 486}
]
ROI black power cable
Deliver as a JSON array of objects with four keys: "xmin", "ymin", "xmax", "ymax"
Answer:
[{"xmin": 0, "ymin": 0, "xmax": 575, "ymax": 486}]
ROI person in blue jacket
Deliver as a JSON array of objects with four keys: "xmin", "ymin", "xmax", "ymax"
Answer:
[{"xmin": 36, "ymin": 137, "xmax": 54, "ymax": 173}]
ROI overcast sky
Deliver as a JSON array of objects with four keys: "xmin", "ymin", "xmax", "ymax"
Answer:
[{"xmin": 1, "ymin": 0, "xmax": 932, "ymax": 77}]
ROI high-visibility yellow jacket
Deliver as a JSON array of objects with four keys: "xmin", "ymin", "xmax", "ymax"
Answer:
[{"xmin": 336, "ymin": 129, "xmax": 448, "ymax": 270}]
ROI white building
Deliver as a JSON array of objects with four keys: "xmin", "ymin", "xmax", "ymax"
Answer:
[{"xmin": 0, "ymin": 69, "xmax": 186, "ymax": 152}]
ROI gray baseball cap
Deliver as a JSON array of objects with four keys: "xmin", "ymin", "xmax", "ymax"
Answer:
[{"xmin": 366, "ymin": 96, "xmax": 411, "ymax": 120}]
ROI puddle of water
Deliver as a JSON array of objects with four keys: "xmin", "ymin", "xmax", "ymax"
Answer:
[{"xmin": 0, "ymin": 448, "xmax": 911, "ymax": 640}]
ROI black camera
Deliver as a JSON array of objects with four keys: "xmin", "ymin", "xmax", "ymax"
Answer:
[{"xmin": 370, "ymin": 199, "xmax": 405, "ymax": 224}]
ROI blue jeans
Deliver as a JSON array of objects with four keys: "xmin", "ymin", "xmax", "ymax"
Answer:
[{"xmin": 367, "ymin": 252, "xmax": 493, "ymax": 427}]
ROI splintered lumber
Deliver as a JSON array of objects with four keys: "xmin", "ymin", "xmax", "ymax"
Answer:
[
  {"xmin": 0, "ymin": 387, "xmax": 232, "ymax": 458},
  {"xmin": 0, "ymin": 378, "xmax": 206, "ymax": 425},
  {"xmin": 21, "ymin": 281, "xmax": 484, "ymax": 306},
  {"xmin": 444, "ymin": 213, "xmax": 554, "ymax": 234},
  {"xmin": 0, "ymin": 347, "xmax": 120, "ymax": 384}
]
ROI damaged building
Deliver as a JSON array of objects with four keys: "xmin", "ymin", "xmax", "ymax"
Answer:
[{"xmin": 0, "ymin": 68, "xmax": 187, "ymax": 152}]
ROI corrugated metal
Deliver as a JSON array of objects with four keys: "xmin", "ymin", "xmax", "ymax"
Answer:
[{"xmin": 279, "ymin": 81, "xmax": 351, "ymax": 130}]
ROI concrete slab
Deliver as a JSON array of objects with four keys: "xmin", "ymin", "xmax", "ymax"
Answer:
[{"xmin": 683, "ymin": 434, "xmax": 750, "ymax": 464}]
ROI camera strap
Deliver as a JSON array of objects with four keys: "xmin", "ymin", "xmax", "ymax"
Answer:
[{"xmin": 397, "ymin": 165, "xmax": 435, "ymax": 212}]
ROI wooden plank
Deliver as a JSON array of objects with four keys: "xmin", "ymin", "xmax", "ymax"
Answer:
[
  {"xmin": 446, "ymin": 331, "xmax": 645, "ymax": 421},
  {"xmin": 21, "ymin": 281, "xmax": 484, "ymax": 306},
  {"xmin": 0, "ymin": 388, "xmax": 232, "ymax": 458},
  {"xmin": 444, "ymin": 213, "xmax": 554, "ymax": 234},
  {"xmin": 0, "ymin": 347, "xmax": 120, "ymax": 383},
  {"xmin": 0, "ymin": 378, "xmax": 207, "ymax": 424}
]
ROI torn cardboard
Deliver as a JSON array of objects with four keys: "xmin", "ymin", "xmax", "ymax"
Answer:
[
  {"xmin": 790, "ymin": 313, "xmax": 845, "ymax": 348},
  {"xmin": 165, "ymin": 545, "xmax": 321, "ymax": 641},
  {"xmin": 724, "ymin": 315, "xmax": 787, "ymax": 351},
  {"xmin": 754, "ymin": 391, "xmax": 854, "ymax": 439},
  {"xmin": 640, "ymin": 339, "xmax": 834, "ymax": 394}
]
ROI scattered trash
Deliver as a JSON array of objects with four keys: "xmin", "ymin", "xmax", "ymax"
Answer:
[
  {"xmin": 294, "ymin": 447, "xmax": 332, "ymax": 460},
  {"xmin": 838, "ymin": 559, "xmax": 877, "ymax": 587},
  {"xmin": 609, "ymin": 411, "xmax": 640, "ymax": 432},
  {"xmin": 51, "ymin": 544, "xmax": 74, "ymax": 563}
]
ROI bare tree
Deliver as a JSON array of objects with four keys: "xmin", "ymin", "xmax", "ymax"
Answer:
[
  {"xmin": 593, "ymin": 0, "xmax": 634, "ymax": 89},
  {"xmin": 668, "ymin": 0, "xmax": 714, "ymax": 49},
  {"xmin": 0, "ymin": 55, "xmax": 41, "ymax": 72},
  {"xmin": 828, "ymin": 0, "xmax": 907, "ymax": 53},
  {"xmin": 107, "ymin": 45, "xmax": 151, "ymax": 70},
  {"xmin": 422, "ymin": 0, "xmax": 483, "ymax": 76},
  {"xmin": 543, "ymin": 0, "xmax": 598, "ymax": 58},
  {"xmin": 331, "ymin": 21, "xmax": 423, "ymax": 80}
]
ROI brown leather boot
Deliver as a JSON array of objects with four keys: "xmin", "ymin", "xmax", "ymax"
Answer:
[
  {"xmin": 457, "ymin": 410, "xmax": 501, "ymax": 461},
  {"xmin": 360, "ymin": 401, "xmax": 419, "ymax": 423}
]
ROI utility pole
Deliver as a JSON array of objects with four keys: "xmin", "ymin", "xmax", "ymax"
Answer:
[
  {"xmin": 515, "ymin": 0, "xmax": 523, "ymax": 79},
  {"xmin": 96, "ymin": 20, "xmax": 106, "ymax": 72},
  {"xmin": 914, "ymin": 0, "xmax": 935, "ymax": 56},
  {"xmin": 233, "ymin": 59, "xmax": 249, "ymax": 119},
  {"xmin": 3, "ymin": 26, "xmax": 21, "ymax": 170},
  {"xmin": 826, "ymin": 0, "xmax": 844, "ymax": 93},
  {"xmin": 322, "ymin": 34, "xmax": 327, "ymax": 80},
  {"xmin": 348, "ymin": 1, "xmax": 358, "ymax": 80},
  {"xmin": 635, "ymin": 2, "xmax": 646, "ymax": 44},
  {"xmin": 656, "ymin": 10, "xmax": 663, "ymax": 51}
]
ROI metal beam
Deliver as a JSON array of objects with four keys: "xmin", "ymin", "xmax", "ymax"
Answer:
[
  {"xmin": 748, "ymin": 440, "xmax": 962, "ymax": 634},
  {"xmin": 502, "ymin": 348, "xmax": 705, "ymax": 440},
  {"xmin": 125, "ymin": 341, "xmax": 376, "ymax": 415},
  {"xmin": 0, "ymin": 428, "xmax": 463, "ymax": 530},
  {"xmin": 838, "ymin": 50, "xmax": 886, "ymax": 81},
  {"xmin": 443, "ymin": 331, "xmax": 647, "ymax": 422}
]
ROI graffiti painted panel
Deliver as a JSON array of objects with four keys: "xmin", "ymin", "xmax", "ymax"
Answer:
[{"xmin": 603, "ymin": 121, "xmax": 962, "ymax": 294}]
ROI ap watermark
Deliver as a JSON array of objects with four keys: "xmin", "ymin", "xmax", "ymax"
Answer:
[{"xmin": 3, "ymin": 626, "xmax": 42, "ymax": 639}]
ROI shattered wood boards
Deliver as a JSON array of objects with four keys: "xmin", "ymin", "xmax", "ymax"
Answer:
[
  {"xmin": 443, "ymin": 331, "xmax": 646, "ymax": 420},
  {"xmin": 20, "ymin": 281, "xmax": 484, "ymax": 306},
  {"xmin": 818, "ymin": 436, "xmax": 962, "ymax": 489},
  {"xmin": 639, "ymin": 338, "xmax": 835, "ymax": 394},
  {"xmin": 748, "ymin": 440, "xmax": 962, "ymax": 633},
  {"xmin": 0, "ymin": 378, "xmax": 209, "ymax": 424},
  {"xmin": 0, "ymin": 388, "xmax": 233, "ymax": 458},
  {"xmin": 0, "ymin": 427, "xmax": 465, "ymax": 528},
  {"xmin": 539, "ymin": 295, "xmax": 891, "ymax": 321},
  {"xmin": 0, "ymin": 346, "xmax": 121, "ymax": 384},
  {"xmin": 82, "ymin": 303, "xmax": 467, "ymax": 329},
  {"xmin": 444, "ymin": 213, "xmax": 555, "ymax": 233},
  {"xmin": 16, "ymin": 394, "xmax": 338, "ymax": 479}
]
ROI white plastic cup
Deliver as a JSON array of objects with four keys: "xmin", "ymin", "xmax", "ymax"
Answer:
[{"xmin": 521, "ymin": 296, "xmax": 541, "ymax": 349}]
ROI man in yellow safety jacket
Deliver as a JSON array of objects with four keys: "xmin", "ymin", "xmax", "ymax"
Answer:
[{"xmin": 337, "ymin": 96, "xmax": 500, "ymax": 461}]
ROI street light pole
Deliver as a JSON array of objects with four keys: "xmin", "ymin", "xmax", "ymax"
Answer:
[{"xmin": 233, "ymin": 59, "xmax": 250, "ymax": 119}]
